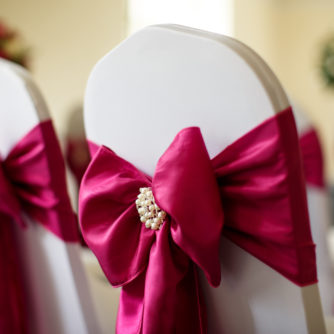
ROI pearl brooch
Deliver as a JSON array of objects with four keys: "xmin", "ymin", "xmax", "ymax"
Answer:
[{"xmin": 136, "ymin": 187, "xmax": 166, "ymax": 230}]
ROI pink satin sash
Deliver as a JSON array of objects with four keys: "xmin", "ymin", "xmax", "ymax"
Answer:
[
  {"xmin": 0, "ymin": 120, "xmax": 79, "ymax": 333},
  {"xmin": 0, "ymin": 120, "xmax": 79, "ymax": 241},
  {"xmin": 300, "ymin": 129, "xmax": 325, "ymax": 188},
  {"xmin": 79, "ymin": 107, "xmax": 317, "ymax": 334}
]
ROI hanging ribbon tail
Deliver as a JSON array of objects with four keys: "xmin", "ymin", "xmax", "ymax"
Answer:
[
  {"xmin": 299, "ymin": 128, "xmax": 325, "ymax": 188},
  {"xmin": 79, "ymin": 145, "xmax": 156, "ymax": 286},
  {"xmin": 0, "ymin": 217, "xmax": 28, "ymax": 334},
  {"xmin": 138, "ymin": 222, "xmax": 207, "ymax": 334},
  {"xmin": 212, "ymin": 108, "xmax": 317, "ymax": 286},
  {"xmin": 153, "ymin": 127, "xmax": 224, "ymax": 287}
]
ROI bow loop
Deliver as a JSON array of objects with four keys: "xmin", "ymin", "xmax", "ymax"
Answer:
[
  {"xmin": 153, "ymin": 127, "xmax": 223, "ymax": 287},
  {"xmin": 79, "ymin": 146, "xmax": 156, "ymax": 286}
]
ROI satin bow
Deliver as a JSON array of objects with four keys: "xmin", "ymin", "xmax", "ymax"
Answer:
[
  {"xmin": 0, "ymin": 120, "xmax": 79, "ymax": 334},
  {"xmin": 81, "ymin": 127, "xmax": 223, "ymax": 333},
  {"xmin": 79, "ymin": 107, "xmax": 317, "ymax": 334}
]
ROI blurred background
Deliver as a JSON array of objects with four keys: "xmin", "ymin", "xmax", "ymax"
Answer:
[{"xmin": 1, "ymin": 0, "xmax": 334, "ymax": 182}]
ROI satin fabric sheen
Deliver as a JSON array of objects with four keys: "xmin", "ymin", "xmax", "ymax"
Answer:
[
  {"xmin": 0, "ymin": 120, "xmax": 79, "ymax": 333},
  {"xmin": 300, "ymin": 129, "xmax": 325, "ymax": 188},
  {"xmin": 80, "ymin": 107, "xmax": 317, "ymax": 334}
]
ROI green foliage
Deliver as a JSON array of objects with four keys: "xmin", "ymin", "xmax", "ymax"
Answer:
[{"xmin": 320, "ymin": 35, "xmax": 334, "ymax": 88}]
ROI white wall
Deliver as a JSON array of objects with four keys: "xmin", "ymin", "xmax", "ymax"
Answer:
[
  {"xmin": 127, "ymin": 0, "xmax": 234, "ymax": 36},
  {"xmin": 234, "ymin": 0, "xmax": 334, "ymax": 182},
  {"xmin": 0, "ymin": 0, "xmax": 127, "ymax": 136}
]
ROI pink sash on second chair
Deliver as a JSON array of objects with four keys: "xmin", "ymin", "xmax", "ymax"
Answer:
[
  {"xmin": 79, "ymin": 107, "xmax": 317, "ymax": 334},
  {"xmin": 299, "ymin": 128, "xmax": 325, "ymax": 189},
  {"xmin": 0, "ymin": 120, "xmax": 79, "ymax": 333}
]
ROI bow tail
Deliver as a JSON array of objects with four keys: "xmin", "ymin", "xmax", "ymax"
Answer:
[
  {"xmin": 116, "ymin": 223, "xmax": 207, "ymax": 334},
  {"xmin": 117, "ymin": 272, "xmax": 146, "ymax": 334},
  {"xmin": 143, "ymin": 224, "xmax": 207, "ymax": 334},
  {"xmin": 0, "ymin": 217, "xmax": 29, "ymax": 333}
]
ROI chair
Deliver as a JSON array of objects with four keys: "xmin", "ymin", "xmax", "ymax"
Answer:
[
  {"xmin": 83, "ymin": 24, "xmax": 326, "ymax": 333},
  {"xmin": 0, "ymin": 58, "xmax": 100, "ymax": 334}
]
